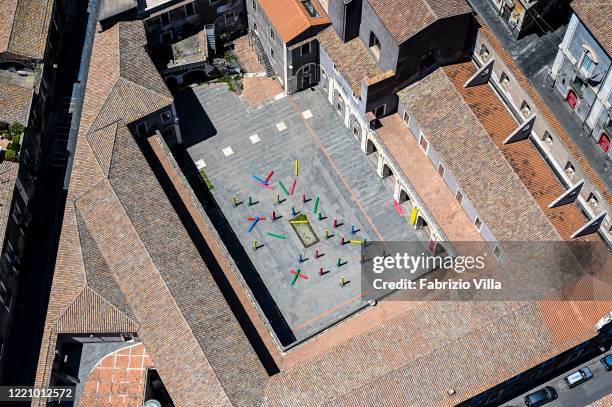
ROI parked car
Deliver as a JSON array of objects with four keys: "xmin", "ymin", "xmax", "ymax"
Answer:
[
  {"xmin": 601, "ymin": 355, "xmax": 612, "ymax": 371},
  {"xmin": 524, "ymin": 386, "xmax": 557, "ymax": 407},
  {"xmin": 564, "ymin": 367, "xmax": 593, "ymax": 388}
]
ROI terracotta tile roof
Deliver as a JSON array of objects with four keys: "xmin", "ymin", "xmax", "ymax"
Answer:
[
  {"xmin": 572, "ymin": 0, "xmax": 612, "ymax": 56},
  {"xmin": 0, "ymin": 0, "xmax": 54, "ymax": 60},
  {"xmin": 263, "ymin": 299, "xmax": 610, "ymax": 406},
  {"xmin": 0, "ymin": 81, "xmax": 33, "ymax": 125},
  {"xmin": 587, "ymin": 393, "xmax": 612, "ymax": 407},
  {"xmin": 258, "ymin": 0, "xmax": 330, "ymax": 43},
  {"xmin": 35, "ymin": 22, "xmax": 269, "ymax": 406},
  {"xmin": 478, "ymin": 24, "xmax": 611, "ymax": 205},
  {"xmin": 80, "ymin": 21, "xmax": 173, "ymax": 136},
  {"xmin": 0, "ymin": 161, "xmax": 18, "ymax": 250},
  {"xmin": 317, "ymin": 26, "xmax": 394, "ymax": 96},
  {"xmin": 442, "ymin": 62, "xmax": 602, "ymax": 242},
  {"xmin": 399, "ymin": 68, "xmax": 561, "ymax": 242},
  {"xmin": 368, "ymin": 0, "xmax": 472, "ymax": 44},
  {"xmin": 376, "ymin": 114, "xmax": 483, "ymax": 243},
  {"xmin": 0, "ymin": 0, "xmax": 19, "ymax": 54}
]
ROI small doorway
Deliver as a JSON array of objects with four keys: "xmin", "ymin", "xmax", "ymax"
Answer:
[
  {"xmin": 598, "ymin": 133, "xmax": 610, "ymax": 153},
  {"xmin": 566, "ymin": 90, "xmax": 578, "ymax": 110}
]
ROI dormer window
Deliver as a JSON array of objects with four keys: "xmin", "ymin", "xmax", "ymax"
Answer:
[
  {"xmin": 301, "ymin": 0, "xmax": 319, "ymax": 17},
  {"xmin": 543, "ymin": 131, "xmax": 553, "ymax": 144},
  {"xmin": 588, "ymin": 193, "xmax": 599, "ymax": 208},
  {"xmin": 369, "ymin": 32, "xmax": 381, "ymax": 60}
]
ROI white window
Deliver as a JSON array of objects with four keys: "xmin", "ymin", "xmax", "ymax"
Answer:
[
  {"xmin": 493, "ymin": 245, "xmax": 501, "ymax": 259},
  {"xmin": 403, "ymin": 111, "xmax": 409, "ymax": 124},
  {"xmin": 252, "ymin": 0, "xmax": 256, "ymax": 11},
  {"xmin": 500, "ymin": 72, "xmax": 509, "ymax": 86},
  {"xmin": 270, "ymin": 28, "xmax": 275, "ymax": 40},
  {"xmin": 520, "ymin": 101, "xmax": 531, "ymax": 116},
  {"xmin": 437, "ymin": 163, "xmax": 445, "ymax": 178},
  {"xmin": 474, "ymin": 217, "xmax": 482, "ymax": 231},
  {"xmin": 580, "ymin": 53, "xmax": 594, "ymax": 76},
  {"xmin": 479, "ymin": 44, "xmax": 489, "ymax": 61},
  {"xmin": 369, "ymin": 32, "xmax": 381, "ymax": 60},
  {"xmin": 543, "ymin": 131, "xmax": 553, "ymax": 144},
  {"xmin": 564, "ymin": 162, "xmax": 575, "ymax": 178},
  {"xmin": 419, "ymin": 134, "xmax": 428, "ymax": 152},
  {"xmin": 374, "ymin": 104, "xmax": 386, "ymax": 118},
  {"xmin": 270, "ymin": 47, "xmax": 275, "ymax": 60}
]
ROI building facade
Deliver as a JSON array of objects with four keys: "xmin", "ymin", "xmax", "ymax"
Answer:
[
  {"xmin": 550, "ymin": 0, "xmax": 612, "ymax": 159},
  {"xmin": 142, "ymin": 0, "xmax": 247, "ymax": 48},
  {"xmin": 316, "ymin": 0, "xmax": 475, "ymax": 170},
  {"xmin": 0, "ymin": 0, "xmax": 75, "ymax": 376},
  {"xmin": 247, "ymin": 0, "xmax": 330, "ymax": 94}
]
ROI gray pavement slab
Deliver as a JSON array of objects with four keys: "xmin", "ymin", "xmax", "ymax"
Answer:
[{"xmin": 183, "ymin": 84, "xmax": 425, "ymax": 344}]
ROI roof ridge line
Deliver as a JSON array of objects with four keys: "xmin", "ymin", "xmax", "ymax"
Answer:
[
  {"xmin": 85, "ymin": 285, "xmax": 141, "ymax": 329},
  {"xmin": 325, "ymin": 301, "xmax": 542, "ymax": 404},
  {"xmin": 80, "ymin": 175, "xmax": 232, "ymax": 402}
]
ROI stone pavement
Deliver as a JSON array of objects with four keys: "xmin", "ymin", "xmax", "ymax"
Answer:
[{"xmin": 184, "ymin": 84, "xmax": 425, "ymax": 345}]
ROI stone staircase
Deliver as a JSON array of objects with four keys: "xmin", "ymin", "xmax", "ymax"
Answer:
[{"xmin": 250, "ymin": 32, "xmax": 275, "ymax": 78}]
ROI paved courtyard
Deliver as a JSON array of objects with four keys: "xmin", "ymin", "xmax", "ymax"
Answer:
[{"xmin": 183, "ymin": 83, "xmax": 425, "ymax": 346}]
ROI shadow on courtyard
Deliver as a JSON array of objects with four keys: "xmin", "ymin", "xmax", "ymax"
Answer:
[
  {"xmin": 143, "ymin": 144, "xmax": 295, "ymax": 373},
  {"xmin": 173, "ymin": 87, "xmax": 217, "ymax": 148}
]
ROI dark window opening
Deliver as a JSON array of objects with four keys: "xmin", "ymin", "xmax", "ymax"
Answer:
[
  {"xmin": 455, "ymin": 189, "xmax": 463, "ymax": 204},
  {"xmin": 301, "ymin": 42, "xmax": 310, "ymax": 56},
  {"xmin": 185, "ymin": 2, "xmax": 195, "ymax": 16},
  {"xmin": 369, "ymin": 32, "xmax": 381, "ymax": 59},
  {"xmin": 136, "ymin": 122, "xmax": 148, "ymax": 137},
  {"xmin": 160, "ymin": 12, "xmax": 170, "ymax": 26}
]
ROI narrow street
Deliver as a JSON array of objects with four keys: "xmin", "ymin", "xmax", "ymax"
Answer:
[
  {"xmin": 0, "ymin": 0, "xmax": 94, "ymax": 387},
  {"xmin": 467, "ymin": 0, "xmax": 612, "ymax": 189},
  {"xmin": 504, "ymin": 352, "xmax": 612, "ymax": 407}
]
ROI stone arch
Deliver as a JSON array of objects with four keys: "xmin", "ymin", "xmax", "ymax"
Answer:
[
  {"xmin": 295, "ymin": 62, "xmax": 317, "ymax": 91},
  {"xmin": 366, "ymin": 138, "xmax": 377, "ymax": 154},
  {"xmin": 350, "ymin": 114, "xmax": 362, "ymax": 141},
  {"xmin": 182, "ymin": 69, "xmax": 207, "ymax": 86},
  {"xmin": 382, "ymin": 162, "xmax": 393, "ymax": 178}
]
